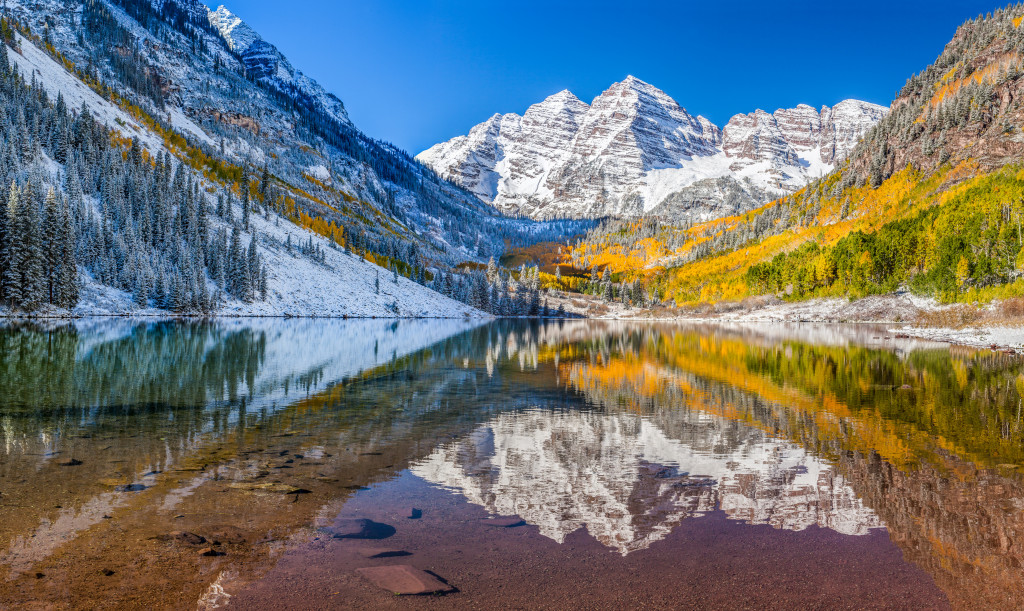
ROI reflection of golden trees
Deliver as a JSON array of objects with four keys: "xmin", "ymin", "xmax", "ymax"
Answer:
[
  {"xmin": 562, "ymin": 329, "xmax": 1024, "ymax": 470},
  {"xmin": 557, "ymin": 326, "xmax": 1024, "ymax": 610}
]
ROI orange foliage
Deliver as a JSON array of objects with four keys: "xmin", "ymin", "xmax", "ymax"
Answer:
[{"xmin": 927, "ymin": 53, "xmax": 1021, "ymax": 109}]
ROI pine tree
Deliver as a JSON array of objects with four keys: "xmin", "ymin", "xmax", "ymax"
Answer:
[
  {"xmin": 241, "ymin": 170, "xmax": 251, "ymax": 231},
  {"xmin": 0, "ymin": 181, "xmax": 10, "ymax": 304},
  {"xmin": 16, "ymin": 182, "xmax": 43, "ymax": 310},
  {"xmin": 486, "ymin": 256, "xmax": 497, "ymax": 283},
  {"xmin": 134, "ymin": 268, "xmax": 149, "ymax": 307},
  {"xmin": 259, "ymin": 165, "xmax": 270, "ymax": 201},
  {"xmin": 2, "ymin": 182, "xmax": 22, "ymax": 307},
  {"xmin": 228, "ymin": 228, "xmax": 243, "ymax": 297},
  {"xmin": 246, "ymin": 234, "xmax": 259, "ymax": 302},
  {"xmin": 42, "ymin": 188, "xmax": 60, "ymax": 305}
]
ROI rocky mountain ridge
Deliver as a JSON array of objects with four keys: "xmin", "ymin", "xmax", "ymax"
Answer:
[
  {"xmin": 418, "ymin": 76, "xmax": 887, "ymax": 221},
  {"xmin": 205, "ymin": 5, "xmax": 352, "ymax": 129}
]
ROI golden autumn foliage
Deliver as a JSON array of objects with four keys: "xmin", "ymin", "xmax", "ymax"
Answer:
[
  {"xmin": 566, "ymin": 157, "xmax": 1024, "ymax": 306},
  {"xmin": 927, "ymin": 53, "xmax": 1022, "ymax": 110}
]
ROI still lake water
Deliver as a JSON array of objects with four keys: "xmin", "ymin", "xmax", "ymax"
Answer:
[{"xmin": 0, "ymin": 318, "xmax": 1022, "ymax": 609}]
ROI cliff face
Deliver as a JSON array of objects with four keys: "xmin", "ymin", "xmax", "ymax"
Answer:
[{"xmin": 418, "ymin": 77, "xmax": 886, "ymax": 221}]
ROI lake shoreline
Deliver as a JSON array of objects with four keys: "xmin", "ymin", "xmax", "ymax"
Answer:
[
  {"xmin": 6, "ymin": 292, "xmax": 1023, "ymax": 354},
  {"xmin": 544, "ymin": 291, "xmax": 1024, "ymax": 353}
]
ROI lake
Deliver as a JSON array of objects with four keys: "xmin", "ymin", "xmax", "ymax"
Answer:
[{"xmin": 0, "ymin": 318, "xmax": 1021, "ymax": 609}]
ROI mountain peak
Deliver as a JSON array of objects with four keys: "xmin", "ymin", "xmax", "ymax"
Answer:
[
  {"xmin": 610, "ymin": 74, "xmax": 662, "ymax": 96},
  {"xmin": 208, "ymin": 5, "xmax": 258, "ymax": 54},
  {"xmin": 543, "ymin": 89, "xmax": 587, "ymax": 107},
  {"xmin": 418, "ymin": 77, "xmax": 885, "ymax": 220},
  {"xmin": 203, "ymin": 3, "xmax": 350, "ymax": 126}
]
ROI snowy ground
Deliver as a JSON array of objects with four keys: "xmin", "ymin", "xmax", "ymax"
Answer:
[
  {"xmin": 205, "ymin": 205, "xmax": 483, "ymax": 318},
  {"xmin": 886, "ymin": 326, "xmax": 1024, "ymax": 352},
  {"xmin": 544, "ymin": 291, "xmax": 937, "ymax": 324},
  {"xmin": 711, "ymin": 294, "xmax": 937, "ymax": 324}
]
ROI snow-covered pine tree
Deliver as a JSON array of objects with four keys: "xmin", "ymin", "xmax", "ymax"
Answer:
[
  {"xmin": 41, "ymin": 187, "xmax": 60, "ymax": 305},
  {"xmin": 246, "ymin": 234, "xmax": 259, "ymax": 302},
  {"xmin": 241, "ymin": 170, "xmax": 250, "ymax": 232},
  {"xmin": 0, "ymin": 181, "xmax": 10, "ymax": 304},
  {"xmin": 486, "ymin": 256, "xmax": 497, "ymax": 283},
  {"xmin": 1, "ymin": 183, "xmax": 19, "ymax": 301},
  {"xmin": 56, "ymin": 201, "xmax": 79, "ymax": 307}
]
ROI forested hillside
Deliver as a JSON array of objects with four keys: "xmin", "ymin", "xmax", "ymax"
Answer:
[{"xmin": 561, "ymin": 5, "xmax": 1024, "ymax": 308}]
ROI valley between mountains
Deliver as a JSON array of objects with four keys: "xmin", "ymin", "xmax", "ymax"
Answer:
[{"xmin": 2, "ymin": 0, "xmax": 1024, "ymax": 352}]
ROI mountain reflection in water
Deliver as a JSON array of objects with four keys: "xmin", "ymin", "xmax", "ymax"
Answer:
[
  {"xmin": 0, "ymin": 319, "xmax": 1021, "ymax": 609},
  {"xmin": 414, "ymin": 408, "xmax": 881, "ymax": 555}
]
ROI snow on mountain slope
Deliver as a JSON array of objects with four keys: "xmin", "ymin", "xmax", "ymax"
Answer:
[
  {"xmin": 7, "ymin": 33, "xmax": 163, "ymax": 153},
  {"xmin": 12, "ymin": 0, "xmax": 550, "ymax": 278},
  {"xmin": 418, "ymin": 76, "xmax": 887, "ymax": 221},
  {"xmin": 4, "ymin": 32, "xmax": 481, "ymax": 318}
]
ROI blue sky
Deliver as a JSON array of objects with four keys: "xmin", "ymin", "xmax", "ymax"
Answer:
[{"xmin": 230, "ymin": 0, "xmax": 1010, "ymax": 154}]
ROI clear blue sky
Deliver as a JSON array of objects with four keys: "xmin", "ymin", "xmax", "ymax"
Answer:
[{"xmin": 228, "ymin": 0, "xmax": 1009, "ymax": 155}]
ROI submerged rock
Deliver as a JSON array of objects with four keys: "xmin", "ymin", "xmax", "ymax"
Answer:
[
  {"xmin": 357, "ymin": 547, "xmax": 412, "ymax": 559},
  {"xmin": 479, "ymin": 516, "xmax": 525, "ymax": 528},
  {"xmin": 206, "ymin": 525, "xmax": 248, "ymax": 545},
  {"xmin": 115, "ymin": 483, "xmax": 147, "ymax": 492},
  {"xmin": 355, "ymin": 565, "xmax": 455, "ymax": 595},
  {"xmin": 150, "ymin": 531, "xmax": 206, "ymax": 545},
  {"xmin": 324, "ymin": 518, "xmax": 395, "ymax": 540},
  {"xmin": 228, "ymin": 482, "xmax": 309, "ymax": 494}
]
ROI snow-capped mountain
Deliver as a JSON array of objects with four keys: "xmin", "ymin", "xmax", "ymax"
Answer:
[
  {"xmin": 413, "ymin": 408, "xmax": 881, "ymax": 555},
  {"xmin": 205, "ymin": 5, "xmax": 351, "ymax": 129},
  {"xmin": 417, "ymin": 76, "xmax": 887, "ymax": 221}
]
